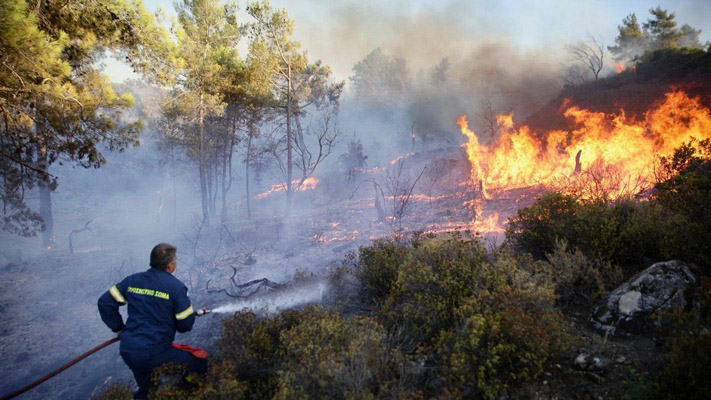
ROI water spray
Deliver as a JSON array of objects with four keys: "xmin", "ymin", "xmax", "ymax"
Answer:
[{"xmin": 209, "ymin": 280, "xmax": 327, "ymax": 315}]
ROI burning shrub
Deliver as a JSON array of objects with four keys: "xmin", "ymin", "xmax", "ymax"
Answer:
[
  {"xmin": 508, "ymin": 140, "xmax": 711, "ymax": 274},
  {"xmin": 435, "ymin": 286, "xmax": 570, "ymax": 400}
]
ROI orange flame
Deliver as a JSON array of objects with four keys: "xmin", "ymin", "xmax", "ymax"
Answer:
[
  {"xmin": 256, "ymin": 177, "xmax": 320, "ymax": 199},
  {"xmin": 472, "ymin": 211, "xmax": 503, "ymax": 234},
  {"xmin": 459, "ymin": 91, "xmax": 711, "ymax": 200},
  {"xmin": 615, "ymin": 63, "xmax": 627, "ymax": 73}
]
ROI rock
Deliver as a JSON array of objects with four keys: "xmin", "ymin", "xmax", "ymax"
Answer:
[
  {"xmin": 615, "ymin": 356, "xmax": 626, "ymax": 364},
  {"xmin": 590, "ymin": 356, "xmax": 612, "ymax": 372},
  {"xmin": 573, "ymin": 352, "xmax": 612, "ymax": 373},
  {"xmin": 574, "ymin": 353, "xmax": 590, "ymax": 370},
  {"xmin": 590, "ymin": 260, "xmax": 697, "ymax": 335}
]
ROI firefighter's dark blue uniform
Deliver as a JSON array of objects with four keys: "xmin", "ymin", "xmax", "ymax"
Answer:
[{"xmin": 98, "ymin": 267, "xmax": 206, "ymax": 397}]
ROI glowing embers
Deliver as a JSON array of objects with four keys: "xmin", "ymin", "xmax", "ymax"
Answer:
[
  {"xmin": 255, "ymin": 177, "xmax": 320, "ymax": 199},
  {"xmin": 458, "ymin": 91, "xmax": 711, "ymax": 201}
]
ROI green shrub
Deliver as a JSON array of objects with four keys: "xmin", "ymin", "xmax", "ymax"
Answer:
[
  {"xmin": 353, "ymin": 239, "xmax": 409, "ymax": 307},
  {"xmin": 545, "ymin": 239, "xmax": 622, "ymax": 306},
  {"xmin": 505, "ymin": 192, "xmax": 580, "ymax": 259},
  {"xmin": 435, "ymin": 286, "xmax": 570, "ymax": 399},
  {"xmin": 636, "ymin": 47, "xmax": 711, "ymax": 81},
  {"xmin": 638, "ymin": 277, "xmax": 711, "ymax": 400},
  {"xmin": 655, "ymin": 139, "xmax": 711, "ymax": 269},
  {"xmin": 344, "ymin": 234, "xmax": 571, "ymax": 397},
  {"xmin": 506, "ymin": 179, "xmax": 709, "ymax": 272},
  {"xmin": 215, "ymin": 310, "xmax": 301, "ymax": 398},
  {"xmin": 652, "ymin": 332, "xmax": 711, "ymax": 400},
  {"xmin": 90, "ymin": 384, "xmax": 133, "ymax": 400},
  {"xmin": 274, "ymin": 306, "xmax": 413, "ymax": 400},
  {"xmin": 615, "ymin": 200, "xmax": 666, "ymax": 266},
  {"xmin": 379, "ymin": 236, "xmax": 489, "ymax": 344}
]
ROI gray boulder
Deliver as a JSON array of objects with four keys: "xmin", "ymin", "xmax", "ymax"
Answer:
[{"xmin": 590, "ymin": 260, "xmax": 697, "ymax": 335}]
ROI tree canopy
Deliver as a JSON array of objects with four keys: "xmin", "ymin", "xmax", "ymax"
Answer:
[
  {"xmin": 0, "ymin": 0, "xmax": 175, "ymax": 236},
  {"xmin": 609, "ymin": 7, "xmax": 705, "ymax": 62}
]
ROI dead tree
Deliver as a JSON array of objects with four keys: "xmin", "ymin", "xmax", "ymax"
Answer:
[
  {"xmin": 566, "ymin": 35, "xmax": 606, "ymax": 82},
  {"xmin": 422, "ymin": 159, "xmax": 448, "ymax": 205},
  {"xmin": 385, "ymin": 159, "xmax": 426, "ymax": 233},
  {"xmin": 374, "ymin": 181, "xmax": 385, "ymax": 222},
  {"xmin": 349, "ymin": 179, "xmax": 387, "ymax": 224},
  {"xmin": 293, "ymin": 108, "xmax": 340, "ymax": 190},
  {"xmin": 563, "ymin": 63, "xmax": 589, "ymax": 87},
  {"xmin": 474, "ymin": 99, "xmax": 504, "ymax": 142}
]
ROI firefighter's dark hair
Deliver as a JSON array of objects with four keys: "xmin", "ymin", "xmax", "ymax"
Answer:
[{"xmin": 150, "ymin": 243, "xmax": 177, "ymax": 270}]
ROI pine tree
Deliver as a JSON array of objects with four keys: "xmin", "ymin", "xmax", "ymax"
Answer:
[
  {"xmin": 1, "ymin": 0, "xmax": 175, "ymax": 242},
  {"xmin": 644, "ymin": 6, "xmax": 682, "ymax": 49},
  {"xmin": 247, "ymin": 0, "xmax": 343, "ymax": 212},
  {"xmin": 608, "ymin": 13, "xmax": 649, "ymax": 62},
  {"xmin": 170, "ymin": 0, "xmax": 240, "ymax": 225}
]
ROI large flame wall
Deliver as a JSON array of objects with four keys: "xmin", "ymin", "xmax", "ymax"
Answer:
[{"xmin": 458, "ymin": 91, "xmax": 711, "ymax": 199}]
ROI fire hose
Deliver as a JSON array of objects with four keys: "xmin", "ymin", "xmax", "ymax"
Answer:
[
  {"xmin": 0, "ymin": 336, "xmax": 120, "ymax": 400},
  {"xmin": 0, "ymin": 307, "xmax": 211, "ymax": 400}
]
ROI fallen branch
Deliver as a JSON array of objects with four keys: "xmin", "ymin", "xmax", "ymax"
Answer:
[{"xmin": 206, "ymin": 264, "xmax": 285, "ymax": 299}]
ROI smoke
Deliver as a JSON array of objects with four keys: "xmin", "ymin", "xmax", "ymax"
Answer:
[
  {"xmin": 211, "ymin": 280, "xmax": 328, "ymax": 314},
  {"xmin": 280, "ymin": 0, "xmax": 570, "ymax": 155}
]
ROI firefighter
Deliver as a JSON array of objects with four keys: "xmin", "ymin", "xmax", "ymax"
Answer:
[{"xmin": 98, "ymin": 243, "xmax": 207, "ymax": 398}]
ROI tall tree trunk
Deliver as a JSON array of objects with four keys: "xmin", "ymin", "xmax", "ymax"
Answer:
[
  {"xmin": 286, "ymin": 65, "xmax": 293, "ymax": 213},
  {"xmin": 245, "ymin": 122, "xmax": 253, "ymax": 219},
  {"xmin": 207, "ymin": 152, "xmax": 216, "ymax": 216},
  {"xmin": 199, "ymin": 90, "xmax": 210, "ymax": 225},
  {"xmin": 37, "ymin": 131, "xmax": 53, "ymax": 247},
  {"xmin": 221, "ymin": 137, "xmax": 228, "ymax": 220},
  {"xmin": 374, "ymin": 182, "xmax": 385, "ymax": 223},
  {"xmin": 171, "ymin": 146, "xmax": 177, "ymax": 225},
  {"xmin": 220, "ymin": 118, "xmax": 234, "ymax": 220},
  {"xmin": 38, "ymin": 183, "xmax": 53, "ymax": 247}
]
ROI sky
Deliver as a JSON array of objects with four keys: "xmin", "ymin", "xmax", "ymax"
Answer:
[{"xmin": 104, "ymin": 0, "xmax": 711, "ymax": 84}]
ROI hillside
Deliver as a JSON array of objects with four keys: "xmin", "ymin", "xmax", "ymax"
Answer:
[{"xmin": 524, "ymin": 48, "xmax": 711, "ymax": 135}]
